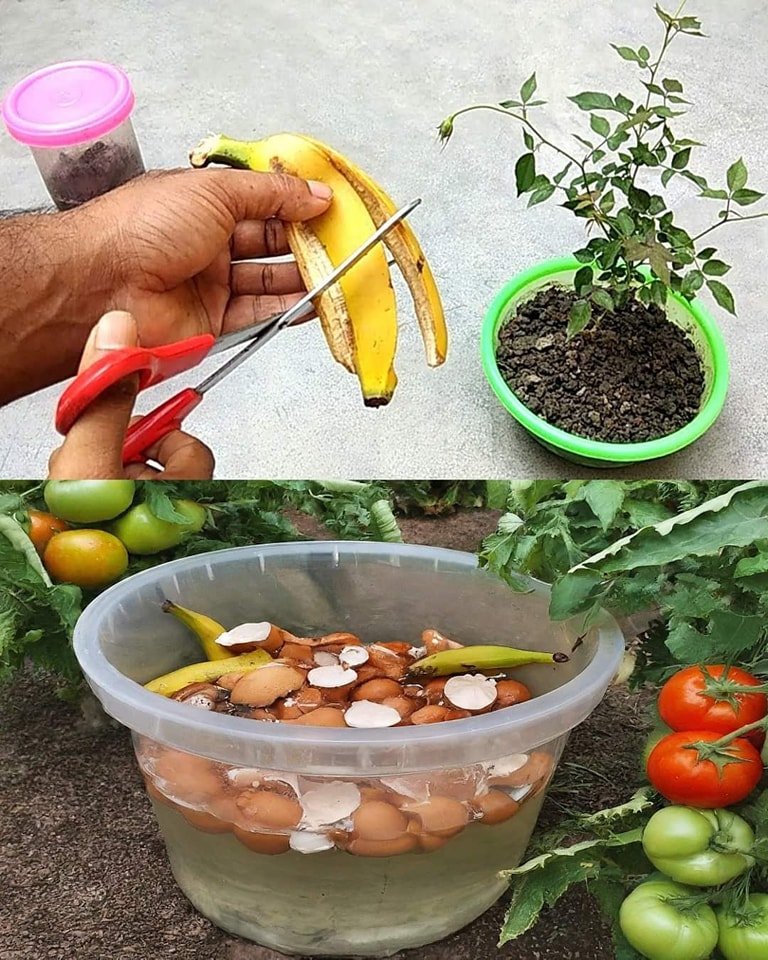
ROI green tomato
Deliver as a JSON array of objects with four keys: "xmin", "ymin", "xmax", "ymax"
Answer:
[
  {"xmin": 44, "ymin": 480, "xmax": 135, "ymax": 524},
  {"xmin": 717, "ymin": 894, "xmax": 768, "ymax": 960},
  {"xmin": 619, "ymin": 879, "xmax": 719, "ymax": 960},
  {"xmin": 112, "ymin": 500, "xmax": 206, "ymax": 555},
  {"xmin": 642, "ymin": 806, "xmax": 754, "ymax": 887}
]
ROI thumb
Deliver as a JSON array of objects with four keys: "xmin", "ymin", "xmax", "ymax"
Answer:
[{"xmin": 48, "ymin": 311, "xmax": 140, "ymax": 479}]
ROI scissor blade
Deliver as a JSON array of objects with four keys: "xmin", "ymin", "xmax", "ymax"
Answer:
[{"xmin": 195, "ymin": 198, "xmax": 422, "ymax": 395}]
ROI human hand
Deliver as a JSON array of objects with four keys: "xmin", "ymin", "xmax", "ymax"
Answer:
[
  {"xmin": 48, "ymin": 311, "xmax": 215, "ymax": 480},
  {"xmin": 84, "ymin": 167, "xmax": 333, "ymax": 348}
]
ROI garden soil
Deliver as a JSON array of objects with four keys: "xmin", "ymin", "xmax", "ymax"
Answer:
[
  {"xmin": 496, "ymin": 286, "xmax": 705, "ymax": 443},
  {"xmin": 0, "ymin": 510, "xmax": 651, "ymax": 960}
]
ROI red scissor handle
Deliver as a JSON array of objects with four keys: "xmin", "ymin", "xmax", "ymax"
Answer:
[
  {"xmin": 122, "ymin": 388, "xmax": 204, "ymax": 465},
  {"xmin": 55, "ymin": 334, "xmax": 215, "ymax": 435}
]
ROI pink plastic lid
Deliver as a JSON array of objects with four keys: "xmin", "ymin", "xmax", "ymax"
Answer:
[{"xmin": 2, "ymin": 60, "xmax": 135, "ymax": 148}]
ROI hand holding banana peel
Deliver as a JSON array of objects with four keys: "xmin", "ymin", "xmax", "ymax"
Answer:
[{"xmin": 190, "ymin": 133, "xmax": 448, "ymax": 406}]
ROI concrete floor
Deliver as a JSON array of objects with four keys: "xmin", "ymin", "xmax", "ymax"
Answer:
[{"xmin": 1, "ymin": 0, "xmax": 766, "ymax": 478}]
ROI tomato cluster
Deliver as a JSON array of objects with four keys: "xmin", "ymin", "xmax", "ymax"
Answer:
[{"xmin": 28, "ymin": 481, "xmax": 206, "ymax": 590}]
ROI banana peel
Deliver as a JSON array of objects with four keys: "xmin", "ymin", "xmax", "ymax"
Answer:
[
  {"xmin": 409, "ymin": 645, "xmax": 570, "ymax": 678},
  {"xmin": 189, "ymin": 132, "xmax": 446, "ymax": 405},
  {"xmin": 162, "ymin": 599, "xmax": 231, "ymax": 661},
  {"xmin": 145, "ymin": 650, "xmax": 273, "ymax": 697}
]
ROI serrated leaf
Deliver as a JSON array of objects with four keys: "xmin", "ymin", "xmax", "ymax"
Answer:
[
  {"xmin": 569, "ymin": 91, "xmax": 615, "ymax": 112},
  {"xmin": 549, "ymin": 569, "xmax": 605, "ymax": 620},
  {"xmin": 521, "ymin": 71, "xmax": 537, "ymax": 104},
  {"xmin": 591, "ymin": 288, "xmax": 615, "ymax": 313},
  {"xmin": 681, "ymin": 270, "xmax": 704, "ymax": 297},
  {"xmin": 567, "ymin": 299, "xmax": 592, "ymax": 339},
  {"xmin": 583, "ymin": 481, "xmax": 625, "ymax": 530},
  {"xmin": 144, "ymin": 484, "xmax": 191, "ymax": 524},
  {"xmin": 735, "ymin": 551, "xmax": 768, "ymax": 578},
  {"xmin": 515, "ymin": 152, "xmax": 536, "ymax": 195},
  {"xmin": 702, "ymin": 260, "xmax": 731, "ymax": 277},
  {"xmin": 727, "ymin": 157, "xmax": 748, "ymax": 192},
  {"xmin": 732, "ymin": 188, "xmax": 765, "ymax": 206},
  {"xmin": 707, "ymin": 279, "xmax": 736, "ymax": 315}
]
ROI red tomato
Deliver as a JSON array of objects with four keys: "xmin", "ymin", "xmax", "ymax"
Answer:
[
  {"xmin": 43, "ymin": 529, "xmax": 128, "ymax": 590},
  {"xmin": 27, "ymin": 510, "xmax": 70, "ymax": 556},
  {"xmin": 647, "ymin": 730, "xmax": 762, "ymax": 808},
  {"xmin": 658, "ymin": 665, "xmax": 767, "ymax": 738}
]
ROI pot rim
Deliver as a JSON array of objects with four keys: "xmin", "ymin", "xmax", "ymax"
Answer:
[{"xmin": 481, "ymin": 256, "xmax": 730, "ymax": 464}]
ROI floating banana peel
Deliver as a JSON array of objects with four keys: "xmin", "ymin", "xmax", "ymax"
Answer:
[
  {"xmin": 162, "ymin": 599, "xmax": 232, "ymax": 662},
  {"xmin": 409, "ymin": 645, "xmax": 570, "ymax": 678},
  {"xmin": 189, "ymin": 132, "xmax": 447, "ymax": 406},
  {"xmin": 144, "ymin": 650, "xmax": 272, "ymax": 697}
]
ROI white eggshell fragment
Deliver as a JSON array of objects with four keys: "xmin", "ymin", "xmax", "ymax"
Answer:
[
  {"xmin": 307, "ymin": 665, "xmax": 359, "ymax": 688},
  {"xmin": 289, "ymin": 831, "xmax": 335, "ymax": 854},
  {"xmin": 444, "ymin": 674, "xmax": 498, "ymax": 711},
  {"xmin": 344, "ymin": 700, "xmax": 402, "ymax": 729},
  {"xmin": 300, "ymin": 782, "xmax": 362, "ymax": 828},
  {"xmin": 215, "ymin": 622, "xmax": 273, "ymax": 647},
  {"xmin": 313, "ymin": 651, "xmax": 339, "ymax": 667},
  {"xmin": 339, "ymin": 645, "xmax": 369, "ymax": 668}
]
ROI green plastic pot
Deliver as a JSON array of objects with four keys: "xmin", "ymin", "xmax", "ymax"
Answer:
[{"xmin": 481, "ymin": 257, "xmax": 730, "ymax": 468}]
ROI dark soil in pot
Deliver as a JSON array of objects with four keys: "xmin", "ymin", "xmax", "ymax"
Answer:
[{"xmin": 496, "ymin": 286, "xmax": 705, "ymax": 443}]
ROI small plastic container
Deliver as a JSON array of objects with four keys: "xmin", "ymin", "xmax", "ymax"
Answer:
[
  {"xmin": 74, "ymin": 542, "xmax": 624, "ymax": 957},
  {"xmin": 2, "ymin": 60, "xmax": 145, "ymax": 210}
]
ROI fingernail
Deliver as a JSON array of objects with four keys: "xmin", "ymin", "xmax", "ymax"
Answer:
[
  {"xmin": 95, "ymin": 311, "xmax": 136, "ymax": 350},
  {"xmin": 308, "ymin": 180, "xmax": 333, "ymax": 201}
]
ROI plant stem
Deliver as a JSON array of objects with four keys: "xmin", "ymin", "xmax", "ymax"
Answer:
[
  {"xmin": 693, "ymin": 210, "xmax": 768, "ymax": 242},
  {"xmin": 687, "ymin": 717, "xmax": 768, "ymax": 752},
  {"xmin": 630, "ymin": 22, "xmax": 676, "ymax": 188}
]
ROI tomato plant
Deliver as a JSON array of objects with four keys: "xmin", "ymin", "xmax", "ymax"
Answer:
[
  {"xmin": 112, "ymin": 501, "xmax": 206, "ymax": 555},
  {"xmin": 619, "ymin": 878, "xmax": 719, "ymax": 960},
  {"xmin": 717, "ymin": 894, "xmax": 768, "ymax": 960},
  {"xmin": 27, "ymin": 510, "xmax": 69, "ymax": 556},
  {"xmin": 642, "ymin": 806, "xmax": 754, "ymax": 886},
  {"xmin": 659, "ymin": 665, "xmax": 767, "ymax": 738},
  {"xmin": 44, "ymin": 480, "xmax": 135, "ymax": 524},
  {"xmin": 647, "ymin": 731, "xmax": 763, "ymax": 808},
  {"xmin": 43, "ymin": 529, "xmax": 128, "ymax": 589}
]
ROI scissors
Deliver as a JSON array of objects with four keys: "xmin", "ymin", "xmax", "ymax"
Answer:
[{"xmin": 55, "ymin": 198, "xmax": 422, "ymax": 465}]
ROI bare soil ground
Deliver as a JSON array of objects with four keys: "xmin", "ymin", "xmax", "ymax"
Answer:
[{"xmin": 0, "ymin": 510, "xmax": 651, "ymax": 960}]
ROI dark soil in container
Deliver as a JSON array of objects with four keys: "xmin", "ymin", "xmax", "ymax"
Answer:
[
  {"xmin": 495, "ymin": 286, "xmax": 705, "ymax": 443},
  {"xmin": 48, "ymin": 140, "xmax": 145, "ymax": 210}
]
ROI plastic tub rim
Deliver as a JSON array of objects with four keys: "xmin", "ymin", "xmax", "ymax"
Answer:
[
  {"xmin": 481, "ymin": 255, "xmax": 730, "ymax": 464},
  {"xmin": 74, "ymin": 541, "xmax": 624, "ymax": 773}
]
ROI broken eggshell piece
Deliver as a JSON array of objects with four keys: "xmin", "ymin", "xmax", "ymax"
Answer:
[
  {"xmin": 344, "ymin": 700, "xmax": 401, "ymax": 728},
  {"xmin": 307, "ymin": 664, "xmax": 359, "ymax": 689},
  {"xmin": 299, "ymin": 781, "xmax": 362, "ymax": 829},
  {"xmin": 443, "ymin": 674, "xmax": 498, "ymax": 711}
]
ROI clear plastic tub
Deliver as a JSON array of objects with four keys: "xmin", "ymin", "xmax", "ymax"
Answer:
[
  {"xmin": 74, "ymin": 542, "xmax": 624, "ymax": 956},
  {"xmin": 2, "ymin": 60, "xmax": 145, "ymax": 210}
]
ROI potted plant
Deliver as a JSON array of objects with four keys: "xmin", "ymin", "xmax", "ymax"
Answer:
[{"xmin": 439, "ymin": 3, "xmax": 767, "ymax": 467}]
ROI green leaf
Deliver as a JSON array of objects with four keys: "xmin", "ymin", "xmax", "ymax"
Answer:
[
  {"xmin": 662, "ymin": 77, "xmax": 683, "ymax": 93},
  {"xmin": 661, "ymin": 168, "xmax": 676, "ymax": 188},
  {"xmin": 727, "ymin": 158, "xmax": 748, "ymax": 193},
  {"xmin": 144, "ymin": 484, "xmax": 191, "ymax": 524},
  {"xmin": 499, "ymin": 99, "xmax": 523, "ymax": 109},
  {"xmin": 574, "ymin": 265, "xmax": 594, "ymax": 296},
  {"xmin": 707, "ymin": 279, "xmax": 736, "ymax": 315},
  {"xmin": 573, "ymin": 248, "xmax": 595, "ymax": 264},
  {"xmin": 702, "ymin": 260, "xmax": 731, "ymax": 277},
  {"xmin": 735, "ymin": 551, "xmax": 768, "ymax": 579},
  {"xmin": 523, "ymin": 130, "xmax": 535, "ymax": 151},
  {"xmin": 528, "ymin": 182, "xmax": 556, "ymax": 206},
  {"xmin": 698, "ymin": 247, "xmax": 717, "ymax": 259},
  {"xmin": 614, "ymin": 94, "xmax": 634, "ymax": 115},
  {"xmin": 643, "ymin": 81, "xmax": 665, "ymax": 97},
  {"xmin": 575, "ymin": 482, "xmax": 768, "ymax": 575},
  {"xmin": 567, "ymin": 299, "xmax": 592, "ymax": 338},
  {"xmin": 638, "ymin": 45, "xmax": 650, "ymax": 62},
  {"xmin": 672, "ymin": 148, "xmax": 691, "ymax": 170},
  {"xmin": 611, "ymin": 44, "xmax": 641, "ymax": 63},
  {"xmin": 569, "ymin": 91, "xmax": 615, "ymax": 112},
  {"xmin": 553, "ymin": 162, "xmax": 573, "ymax": 186},
  {"xmin": 520, "ymin": 72, "xmax": 537, "ymax": 104},
  {"xmin": 515, "ymin": 153, "xmax": 536, "ymax": 195},
  {"xmin": 590, "ymin": 114, "xmax": 611, "ymax": 137},
  {"xmin": 549, "ymin": 569, "xmax": 606, "ymax": 620},
  {"xmin": 584, "ymin": 481, "xmax": 625, "ymax": 531},
  {"xmin": 732, "ymin": 188, "xmax": 765, "ymax": 206},
  {"xmin": 681, "ymin": 270, "xmax": 704, "ymax": 297},
  {"xmin": 615, "ymin": 210, "xmax": 635, "ymax": 236},
  {"xmin": 591, "ymin": 288, "xmax": 615, "ymax": 313},
  {"xmin": 701, "ymin": 188, "xmax": 729, "ymax": 200}
]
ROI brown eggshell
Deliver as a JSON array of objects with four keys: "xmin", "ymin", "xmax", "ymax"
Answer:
[
  {"xmin": 423, "ymin": 678, "xmax": 448, "ymax": 704},
  {"xmin": 233, "ymin": 825, "xmax": 291, "ymax": 855},
  {"xmin": 235, "ymin": 788, "xmax": 301, "ymax": 830},
  {"xmin": 223, "ymin": 623, "xmax": 293, "ymax": 656},
  {"xmin": 152, "ymin": 749, "xmax": 223, "ymax": 805},
  {"xmin": 280, "ymin": 643, "xmax": 317, "ymax": 665},
  {"xmin": 283, "ymin": 707, "xmax": 347, "ymax": 727},
  {"xmin": 352, "ymin": 678, "xmax": 403, "ymax": 702},
  {"xmin": 495, "ymin": 751, "xmax": 554, "ymax": 787},
  {"xmin": 143, "ymin": 776, "xmax": 175, "ymax": 809},
  {"xmin": 402, "ymin": 684, "xmax": 427, "ymax": 700},
  {"xmin": 407, "ymin": 820, "xmax": 449, "ymax": 854},
  {"xmin": 347, "ymin": 834, "xmax": 418, "ymax": 858},
  {"xmin": 382, "ymin": 696, "xmax": 420, "ymax": 721},
  {"xmin": 246, "ymin": 707, "xmax": 278, "ymax": 721},
  {"xmin": 472, "ymin": 789, "xmax": 521, "ymax": 825},
  {"xmin": 376, "ymin": 641, "xmax": 413, "ymax": 656},
  {"xmin": 216, "ymin": 671, "xmax": 245, "ymax": 691},
  {"xmin": 352, "ymin": 801, "xmax": 409, "ymax": 842},
  {"xmin": 495, "ymin": 679, "xmax": 532, "ymax": 709},
  {"xmin": 359, "ymin": 785, "xmax": 394, "ymax": 804},
  {"xmin": 404, "ymin": 796, "xmax": 469, "ymax": 838},
  {"xmin": 410, "ymin": 705, "xmax": 452, "ymax": 725},
  {"xmin": 181, "ymin": 806, "xmax": 233, "ymax": 834},
  {"xmin": 230, "ymin": 664, "xmax": 305, "ymax": 707},
  {"xmin": 422, "ymin": 629, "xmax": 462, "ymax": 654}
]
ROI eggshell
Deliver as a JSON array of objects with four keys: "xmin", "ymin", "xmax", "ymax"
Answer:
[
  {"xmin": 406, "ymin": 820, "xmax": 449, "ymax": 853},
  {"xmin": 472, "ymin": 789, "xmax": 521, "ymax": 825},
  {"xmin": 235, "ymin": 789, "xmax": 301, "ymax": 830},
  {"xmin": 352, "ymin": 801, "xmax": 409, "ymax": 841},
  {"xmin": 410, "ymin": 705, "xmax": 452, "ymax": 725},
  {"xmin": 495, "ymin": 679, "xmax": 532, "ymax": 709},
  {"xmin": 280, "ymin": 643, "xmax": 316, "ymax": 665},
  {"xmin": 143, "ymin": 777, "xmax": 175, "ymax": 809},
  {"xmin": 347, "ymin": 834, "xmax": 418, "ymax": 857},
  {"xmin": 353, "ymin": 678, "xmax": 403, "ymax": 702},
  {"xmin": 423, "ymin": 678, "xmax": 448, "ymax": 704},
  {"xmin": 216, "ymin": 671, "xmax": 245, "ymax": 691},
  {"xmin": 403, "ymin": 796, "xmax": 469, "ymax": 838},
  {"xmin": 284, "ymin": 707, "xmax": 347, "ymax": 727},
  {"xmin": 151, "ymin": 749, "xmax": 223, "ymax": 804},
  {"xmin": 230, "ymin": 664, "xmax": 305, "ymax": 707},
  {"xmin": 382, "ymin": 695, "xmax": 420, "ymax": 720},
  {"xmin": 181, "ymin": 807, "xmax": 233, "ymax": 834},
  {"xmin": 496, "ymin": 751, "xmax": 553, "ymax": 787},
  {"xmin": 234, "ymin": 825, "xmax": 291, "ymax": 855}
]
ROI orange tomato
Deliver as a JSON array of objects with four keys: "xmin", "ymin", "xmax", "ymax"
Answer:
[
  {"xmin": 43, "ymin": 529, "xmax": 128, "ymax": 589},
  {"xmin": 27, "ymin": 510, "xmax": 69, "ymax": 556}
]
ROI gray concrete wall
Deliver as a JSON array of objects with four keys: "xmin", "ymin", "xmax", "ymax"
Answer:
[{"xmin": 1, "ymin": 0, "xmax": 766, "ymax": 477}]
